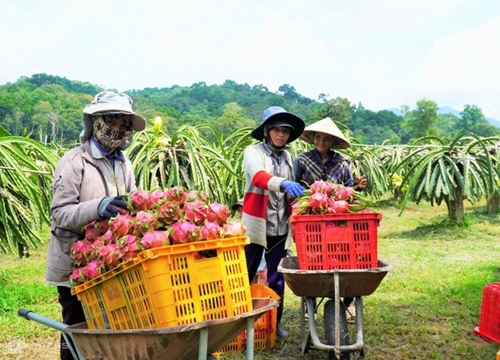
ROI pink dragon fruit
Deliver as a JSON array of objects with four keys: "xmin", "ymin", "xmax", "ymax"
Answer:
[
  {"xmin": 70, "ymin": 267, "xmax": 87, "ymax": 286},
  {"xmin": 222, "ymin": 221, "xmax": 247, "ymax": 238},
  {"xmin": 150, "ymin": 189, "xmax": 166, "ymax": 204},
  {"xmin": 169, "ymin": 220, "xmax": 201, "ymax": 244},
  {"xmin": 334, "ymin": 185, "xmax": 356, "ymax": 201},
  {"xmin": 163, "ymin": 185, "xmax": 187, "ymax": 204},
  {"xmin": 129, "ymin": 189, "xmax": 157, "ymax": 212},
  {"xmin": 70, "ymin": 240, "xmax": 93, "ymax": 266},
  {"xmin": 101, "ymin": 229, "xmax": 116, "ymax": 244},
  {"xmin": 82, "ymin": 260, "xmax": 104, "ymax": 281},
  {"xmin": 328, "ymin": 200, "xmax": 351, "ymax": 214},
  {"xmin": 108, "ymin": 213, "xmax": 134, "ymax": 238},
  {"xmin": 200, "ymin": 221, "xmax": 223, "ymax": 240},
  {"xmin": 117, "ymin": 234, "xmax": 142, "ymax": 262},
  {"xmin": 157, "ymin": 201, "xmax": 182, "ymax": 225},
  {"xmin": 308, "ymin": 192, "xmax": 330, "ymax": 214},
  {"xmin": 206, "ymin": 202, "xmax": 231, "ymax": 226},
  {"xmin": 140, "ymin": 230, "xmax": 170, "ymax": 249},
  {"xmin": 183, "ymin": 200, "xmax": 208, "ymax": 226},
  {"xmin": 310, "ymin": 180, "xmax": 337, "ymax": 196},
  {"xmin": 185, "ymin": 189, "xmax": 209, "ymax": 202},
  {"xmin": 98, "ymin": 243, "xmax": 121, "ymax": 270},
  {"xmin": 132, "ymin": 210, "xmax": 160, "ymax": 236}
]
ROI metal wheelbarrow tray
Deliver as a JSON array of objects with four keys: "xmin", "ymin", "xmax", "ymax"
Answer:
[
  {"xmin": 19, "ymin": 298, "xmax": 277, "ymax": 360},
  {"xmin": 278, "ymin": 256, "xmax": 392, "ymax": 298}
]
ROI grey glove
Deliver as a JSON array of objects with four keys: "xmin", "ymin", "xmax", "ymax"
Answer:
[{"xmin": 98, "ymin": 195, "xmax": 128, "ymax": 218}]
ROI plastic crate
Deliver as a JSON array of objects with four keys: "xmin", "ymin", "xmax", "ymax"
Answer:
[
  {"xmin": 474, "ymin": 282, "xmax": 500, "ymax": 343},
  {"xmin": 216, "ymin": 284, "xmax": 279, "ymax": 355},
  {"xmin": 291, "ymin": 212, "xmax": 382, "ymax": 270},
  {"xmin": 72, "ymin": 236, "xmax": 253, "ymax": 330}
]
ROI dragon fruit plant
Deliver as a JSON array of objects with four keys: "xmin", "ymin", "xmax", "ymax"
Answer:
[
  {"xmin": 69, "ymin": 186, "xmax": 246, "ymax": 286},
  {"xmin": 291, "ymin": 180, "xmax": 377, "ymax": 216}
]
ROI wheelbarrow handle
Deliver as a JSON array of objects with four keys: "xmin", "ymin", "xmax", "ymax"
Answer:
[{"xmin": 18, "ymin": 308, "xmax": 69, "ymax": 332}]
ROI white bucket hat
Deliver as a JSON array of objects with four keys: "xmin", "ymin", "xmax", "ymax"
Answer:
[
  {"xmin": 300, "ymin": 117, "xmax": 351, "ymax": 149},
  {"xmin": 80, "ymin": 91, "xmax": 146, "ymax": 149},
  {"xmin": 83, "ymin": 91, "xmax": 146, "ymax": 131}
]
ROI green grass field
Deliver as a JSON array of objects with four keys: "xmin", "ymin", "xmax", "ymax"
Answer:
[{"xmin": 1, "ymin": 199, "xmax": 500, "ymax": 359}]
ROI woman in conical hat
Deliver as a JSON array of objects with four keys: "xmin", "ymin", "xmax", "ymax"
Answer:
[
  {"xmin": 293, "ymin": 117, "xmax": 366, "ymax": 189},
  {"xmin": 293, "ymin": 117, "xmax": 366, "ymax": 322}
]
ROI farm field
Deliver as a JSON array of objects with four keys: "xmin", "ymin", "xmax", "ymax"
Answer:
[{"xmin": 1, "ymin": 199, "xmax": 500, "ymax": 359}]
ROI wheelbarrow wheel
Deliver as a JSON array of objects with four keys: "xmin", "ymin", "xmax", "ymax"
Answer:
[
  {"xmin": 300, "ymin": 297, "xmax": 312, "ymax": 353},
  {"xmin": 324, "ymin": 299, "xmax": 350, "ymax": 360}
]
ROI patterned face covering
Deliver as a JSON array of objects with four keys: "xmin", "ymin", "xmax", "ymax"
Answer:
[{"xmin": 92, "ymin": 115, "xmax": 132, "ymax": 151}]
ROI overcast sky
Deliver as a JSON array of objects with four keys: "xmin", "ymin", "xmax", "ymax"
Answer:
[{"xmin": 1, "ymin": 1, "xmax": 500, "ymax": 119}]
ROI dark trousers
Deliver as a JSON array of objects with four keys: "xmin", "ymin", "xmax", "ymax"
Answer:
[
  {"xmin": 245, "ymin": 234, "xmax": 287, "ymax": 323},
  {"xmin": 58, "ymin": 286, "xmax": 85, "ymax": 360}
]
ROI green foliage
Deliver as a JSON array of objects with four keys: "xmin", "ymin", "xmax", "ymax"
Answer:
[
  {"xmin": 394, "ymin": 134, "xmax": 500, "ymax": 223},
  {"xmin": 0, "ymin": 127, "xmax": 58, "ymax": 256}
]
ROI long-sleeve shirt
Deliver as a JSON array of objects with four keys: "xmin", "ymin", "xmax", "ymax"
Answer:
[{"xmin": 293, "ymin": 148, "xmax": 355, "ymax": 187}]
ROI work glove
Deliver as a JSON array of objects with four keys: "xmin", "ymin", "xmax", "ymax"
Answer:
[
  {"xmin": 281, "ymin": 180, "xmax": 305, "ymax": 198},
  {"xmin": 98, "ymin": 195, "xmax": 128, "ymax": 219}
]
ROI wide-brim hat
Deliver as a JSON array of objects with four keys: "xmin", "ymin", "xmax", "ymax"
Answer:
[
  {"xmin": 83, "ymin": 91, "xmax": 146, "ymax": 131},
  {"xmin": 300, "ymin": 117, "xmax": 351, "ymax": 149},
  {"xmin": 251, "ymin": 106, "xmax": 305, "ymax": 144}
]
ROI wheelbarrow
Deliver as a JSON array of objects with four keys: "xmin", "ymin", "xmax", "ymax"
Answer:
[
  {"xmin": 18, "ymin": 297, "xmax": 278, "ymax": 360},
  {"xmin": 278, "ymin": 257, "xmax": 392, "ymax": 360}
]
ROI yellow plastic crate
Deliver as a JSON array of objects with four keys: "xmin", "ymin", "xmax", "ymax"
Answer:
[
  {"xmin": 216, "ymin": 284, "xmax": 279, "ymax": 354},
  {"xmin": 72, "ymin": 236, "xmax": 253, "ymax": 330}
]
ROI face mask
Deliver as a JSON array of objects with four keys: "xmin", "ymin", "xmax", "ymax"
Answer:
[{"xmin": 92, "ymin": 115, "xmax": 132, "ymax": 151}]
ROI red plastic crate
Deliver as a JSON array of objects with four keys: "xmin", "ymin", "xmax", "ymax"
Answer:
[
  {"xmin": 474, "ymin": 282, "xmax": 500, "ymax": 343},
  {"xmin": 290, "ymin": 212, "xmax": 382, "ymax": 270}
]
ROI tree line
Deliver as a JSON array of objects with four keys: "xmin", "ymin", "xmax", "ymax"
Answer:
[{"xmin": 0, "ymin": 73, "xmax": 499, "ymax": 146}]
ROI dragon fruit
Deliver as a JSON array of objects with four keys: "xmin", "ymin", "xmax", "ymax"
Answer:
[
  {"xmin": 157, "ymin": 201, "xmax": 182, "ymax": 225},
  {"xmin": 82, "ymin": 219, "xmax": 109, "ymax": 240},
  {"xmin": 108, "ymin": 213, "xmax": 134, "ymax": 238},
  {"xmin": 206, "ymin": 202, "xmax": 231, "ymax": 226},
  {"xmin": 98, "ymin": 243, "xmax": 121, "ymax": 270},
  {"xmin": 117, "ymin": 234, "xmax": 142, "ymax": 262},
  {"xmin": 132, "ymin": 210, "xmax": 160, "ymax": 236},
  {"xmin": 70, "ymin": 267, "xmax": 87, "ymax": 286},
  {"xmin": 200, "ymin": 221, "xmax": 223, "ymax": 240},
  {"xmin": 82, "ymin": 260, "xmax": 104, "ymax": 281},
  {"xmin": 140, "ymin": 230, "xmax": 170, "ymax": 249},
  {"xmin": 169, "ymin": 220, "xmax": 201, "ymax": 244},
  {"xmin": 328, "ymin": 200, "xmax": 350, "ymax": 214},
  {"xmin": 310, "ymin": 180, "xmax": 337, "ymax": 196},
  {"xmin": 163, "ymin": 185, "xmax": 187, "ymax": 204},
  {"xmin": 222, "ymin": 221, "xmax": 247, "ymax": 237},
  {"xmin": 291, "ymin": 180, "xmax": 377, "ymax": 216},
  {"xmin": 183, "ymin": 200, "xmax": 208, "ymax": 226},
  {"xmin": 308, "ymin": 192, "xmax": 330, "ymax": 214},
  {"xmin": 70, "ymin": 240, "xmax": 93, "ymax": 266},
  {"xmin": 185, "ymin": 189, "xmax": 209, "ymax": 202},
  {"xmin": 129, "ymin": 189, "xmax": 157, "ymax": 212},
  {"xmin": 334, "ymin": 185, "xmax": 356, "ymax": 201}
]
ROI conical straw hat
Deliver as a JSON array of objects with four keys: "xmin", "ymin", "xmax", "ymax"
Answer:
[{"xmin": 299, "ymin": 117, "xmax": 351, "ymax": 149}]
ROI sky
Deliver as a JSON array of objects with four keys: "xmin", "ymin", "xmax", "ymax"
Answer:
[{"xmin": 1, "ymin": 0, "xmax": 500, "ymax": 119}]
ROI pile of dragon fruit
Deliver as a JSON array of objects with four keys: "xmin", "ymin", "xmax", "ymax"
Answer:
[
  {"xmin": 291, "ymin": 180, "xmax": 376, "ymax": 216},
  {"xmin": 70, "ymin": 186, "xmax": 245, "ymax": 286}
]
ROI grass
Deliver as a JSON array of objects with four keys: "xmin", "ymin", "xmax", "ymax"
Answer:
[{"xmin": 1, "ymin": 199, "xmax": 500, "ymax": 359}]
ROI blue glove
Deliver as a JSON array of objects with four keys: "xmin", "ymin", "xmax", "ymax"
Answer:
[
  {"xmin": 281, "ymin": 181, "xmax": 305, "ymax": 198},
  {"xmin": 98, "ymin": 195, "xmax": 128, "ymax": 218}
]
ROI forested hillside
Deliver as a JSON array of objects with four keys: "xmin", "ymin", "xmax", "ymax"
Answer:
[{"xmin": 1, "ymin": 73, "xmax": 498, "ymax": 145}]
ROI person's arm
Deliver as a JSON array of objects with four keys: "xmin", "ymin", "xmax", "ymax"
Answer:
[
  {"xmin": 50, "ymin": 153, "xmax": 103, "ymax": 230},
  {"xmin": 243, "ymin": 145, "xmax": 284, "ymax": 192}
]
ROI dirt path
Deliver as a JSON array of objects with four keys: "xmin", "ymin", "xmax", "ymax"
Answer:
[{"xmin": 1, "ymin": 337, "xmax": 59, "ymax": 360}]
